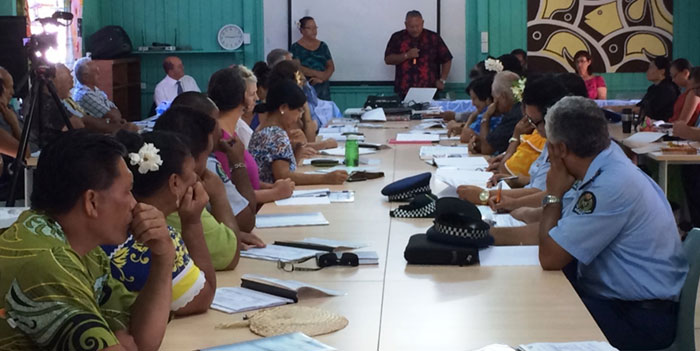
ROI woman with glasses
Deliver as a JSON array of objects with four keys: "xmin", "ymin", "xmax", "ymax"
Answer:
[
  {"xmin": 573, "ymin": 50, "xmax": 606, "ymax": 100},
  {"xmin": 290, "ymin": 16, "xmax": 335, "ymax": 100},
  {"xmin": 670, "ymin": 61, "xmax": 700, "ymax": 126}
]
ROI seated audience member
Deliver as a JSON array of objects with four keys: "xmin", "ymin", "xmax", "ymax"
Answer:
[
  {"xmin": 154, "ymin": 56, "xmax": 201, "ymax": 106},
  {"xmin": 510, "ymin": 48, "xmax": 527, "ymax": 73},
  {"xmin": 72, "ymin": 57, "xmax": 124, "ymax": 122},
  {"xmin": 611, "ymin": 56, "xmax": 679, "ymax": 121},
  {"xmin": 539, "ymin": 96, "xmax": 687, "ymax": 350},
  {"xmin": 155, "ymin": 106, "xmax": 265, "ymax": 263},
  {"xmin": 207, "ymin": 67, "xmax": 264, "ymax": 191},
  {"xmin": 572, "ymin": 51, "xmax": 606, "ymax": 100},
  {"xmin": 469, "ymin": 71, "xmax": 522, "ymax": 155},
  {"xmin": 268, "ymin": 60, "xmax": 317, "ymax": 142},
  {"xmin": 0, "ymin": 67, "xmax": 22, "ymax": 155},
  {"xmin": 103, "ymin": 131, "xmax": 215, "ymax": 316},
  {"xmin": 29, "ymin": 63, "xmax": 84, "ymax": 152},
  {"xmin": 249, "ymin": 79, "xmax": 347, "ymax": 185},
  {"xmin": 246, "ymin": 61, "xmax": 272, "ymax": 130},
  {"xmin": 488, "ymin": 73, "xmax": 585, "ymax": 188},
  {"xmin": 673, "ymin": 120, "xmax": 700, "ymax": 228},
  {"xmin": 444, "ymin": 75, "xmax": 498, "ymax": 138},
  {"xmin": 267, "ymin": 48, "xmax": 293, "ymax": 68},
  {"xmin": 290, "ymin": 16, "xmax": 335, "ymax": 100},
  {"xmin": 670, "ymin": 64, "xmax": 700, "ymax": 126},
  {"xmin": 208, "ymin": 66, "xmax": 256, "ymax": 148},
  {"xmin": 0, "ymin": 130, "xmax": 173, "ymax": 351},
  {"xmin": 59, "ymin": 64, "xmax": 134, "ymax": 134},
  {"xmin": 170, "ymin": 92, "xmax": 294, "ymax": 207}
]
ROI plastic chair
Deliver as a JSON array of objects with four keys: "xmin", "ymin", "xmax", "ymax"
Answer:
[{"xmin": 646, "ymin": 228, "xmax": 700, "ymax": 351}]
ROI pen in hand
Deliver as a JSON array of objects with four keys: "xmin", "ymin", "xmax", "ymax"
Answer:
[{"xmin": 496, "ymin": 182, "xmax": 503, "ymax": 204}]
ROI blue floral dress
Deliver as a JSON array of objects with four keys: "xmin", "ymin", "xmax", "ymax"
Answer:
[{"xmin": 248, "ymin": 126, "xmax": 297, "ymax": 183}]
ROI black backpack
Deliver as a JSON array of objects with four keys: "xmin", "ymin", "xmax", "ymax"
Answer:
[{"xmin": 87, "ymin": 25, "xmax": 132, "ymax": 59}]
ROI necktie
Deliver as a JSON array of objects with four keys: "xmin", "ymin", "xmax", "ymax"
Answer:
[{"xmin": 176, "ymin": 80, "xmax": 183, "ymax": 95}]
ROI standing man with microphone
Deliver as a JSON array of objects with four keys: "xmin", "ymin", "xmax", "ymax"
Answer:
[{"xmin": 384, "ymin": 10, "xmax": 453, "ymax": 99}]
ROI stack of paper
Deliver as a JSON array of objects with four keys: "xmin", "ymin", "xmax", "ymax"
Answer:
[
  {"xmin": 210, "ymin": 287, "xmax": 294, "ymax": 313},
  {"xmin": 622, "ymin": 132, "xmax": 665, "ymax": 148},
  {"xmin": 419, "ymin": 145, "xmax": 469, "ymax": 159},
  {"xmin": 201, "ymin": 332, "xmax": 336, "ymax": 351},
  {"xmin": 320, "ymin": 133, "xmax": 366, "ymax": 142},
  {"xmin": 433, "ymin": 157, "xmax": 489, "ymax": 171},
  {"xmin": 240, "ymin": 244, "xmax": 325, "ymax": 262},
  {"xmin": 435, "ymin": 168, "xmax": 497, "ymax": 189},
  {"xmin": 356, "ymin": 251, "xmax": 379, "ymax": 265},
  {"xmin": 255, "ymin": 212, "xmax": 329, "ymax": 228},
  {"xmin": 298, "ymin": 237, "xmax": 367, "ymax": 250},
  {"xmin": 275, "ymin": 189, "xmax": 332, "ymax": 206},
  {"xmin": 394, "ymin": 133, "xmax": 441, "ymax": 142},
  {"xmin": 477, "ymin": 206, "xmax": 526, "ymax": 227}
]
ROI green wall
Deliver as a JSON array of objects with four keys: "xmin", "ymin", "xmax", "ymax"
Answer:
[
  {"xmin": 0, "ymin": 0, "xmax": 17, "ymax": 15},
  {"xmin": 83, "ymin": 0, "xmax": 264, "ymax": 118}
]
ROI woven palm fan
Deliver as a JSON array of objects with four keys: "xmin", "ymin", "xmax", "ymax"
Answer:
[{"xmin": 216, "ymin": 305, "xmax": 348, "ymax": 337}]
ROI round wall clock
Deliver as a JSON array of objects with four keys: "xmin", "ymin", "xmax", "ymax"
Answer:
[{"xmin": 217, "ymin": 24, "xmax": 244, "ymax": 50}]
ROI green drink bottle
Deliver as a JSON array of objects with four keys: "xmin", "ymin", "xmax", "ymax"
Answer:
[{"xmin": 345, "ymin": 136, "xmax": 359, "ymax": 167}]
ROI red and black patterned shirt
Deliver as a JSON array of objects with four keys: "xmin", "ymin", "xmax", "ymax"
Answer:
[{"xmin": 384, "ymin": 29, "xmax": 453, "ymax": 97}]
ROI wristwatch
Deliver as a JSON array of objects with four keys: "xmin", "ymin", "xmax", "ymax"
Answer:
[
  {"xmin": 542, "ymin": 194, "xmax": 561, "ymax": 207},
  {"xmin": 479, "ymin": 189, "xmax": 490, "ymax": 204},
  {"xmin": 439, "ymin": 79, "xmax": 446, "ymax": 84}
]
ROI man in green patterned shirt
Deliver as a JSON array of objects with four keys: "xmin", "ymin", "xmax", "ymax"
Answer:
[{"xmin": 0, "ymin": 130, "xmax": 175, "ymax": 351}]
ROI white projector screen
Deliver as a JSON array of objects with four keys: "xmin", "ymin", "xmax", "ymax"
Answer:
[{"xmin": 289, "ymin": 0, "xmax": 439, "ymax": 82}]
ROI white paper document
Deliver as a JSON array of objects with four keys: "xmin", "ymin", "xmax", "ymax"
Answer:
[
  {"xmin": 241, "ymin": 244, "xmax": 325, "ymax": 262},
  {"xmin": 320, "ymin": 147, "xmax": 376, "ymax": 156},
  {"xmin": 395, "ymin": 133, "xmax": 441, "ymax": 142},
  {"xmin": 210, "ymin": 287, "xmax": 293, "ymax": 314},
  {"xmin": 517, "ymin": 341, "xmax": 618, "ymax": 351},
  {"xmin": 622, "ymin": 132, "xmax": 665, "ymax": 148},
  {"xmin": 435, "ymin": 168, "xmax": 493, "ymax": 188},
  {"xmin": 201, "ymin": 332, "xmax": 336, "ymax": 351},
  {"xmin": 409, "ymin": 129, "xmax": 448, "ymax": 135},
  {"xmin": 631, "ymin": 143, "xmax": 662, "ymax": 154},
  {"xmin": 255, "ymin": 212, "xmax": 329, "ymax": 228},
  {"xmin": 419, "ymin": 146, "xmax": 469, "ymax": 159},
  {"xmin": 479, "ymin": 246, "xmax": 540, "ymax": 266},
  {"xmin": 320, "ymin": 133, "xmax": 366, "ymax": 142},
  {"xmin": 361, "ymin": 108, "xmax": 387, "ymax": 121},
  {"xmin": 275, "ymin": 196, "xmax": 331, "ymax": 206},
  {"xmin": 434, "ymin": 157, "xmax": 489, "ymax": 170},
  {"xmin": 299, "ymin": 237, "xmax": 367, "ymax": 250}
]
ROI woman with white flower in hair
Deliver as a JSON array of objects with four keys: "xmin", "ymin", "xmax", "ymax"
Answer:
[
  {"xmin": 101, "ymin": 130, "xmax": 216, "ymax": 316},
  {"xmin": 468, "ymin": 70, "xmax": 523, "ymax": 155}
]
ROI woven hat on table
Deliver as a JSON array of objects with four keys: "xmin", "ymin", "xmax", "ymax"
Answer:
[{"xmin": 217, "ymin": 305, "xmax": 348, "ymax": 337}]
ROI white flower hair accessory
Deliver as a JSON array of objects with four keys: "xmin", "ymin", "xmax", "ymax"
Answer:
[
  {"xmin": 485, "ymin": 58, "xmax": 504, "ymax": 73},
  {"xmin": 129, "ymin": 143, "xmax": 163, "ymax": 174},
  {"xmin": 511, "ymin": 77, "xmax": 526, "ymax": 103}
]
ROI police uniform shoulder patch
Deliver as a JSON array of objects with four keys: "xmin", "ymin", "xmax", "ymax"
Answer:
[
  {"xmin": 573, "ymin": 191, "xmax": 596, "ymax": 215},
  {"xmin": 215, "ymin": 161, "xmax": 231, "ymax": 183}
]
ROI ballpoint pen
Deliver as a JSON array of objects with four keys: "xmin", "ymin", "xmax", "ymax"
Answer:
[{"xmin": 496, "ymin": 181, "xmax": 503, "ymax": 203}]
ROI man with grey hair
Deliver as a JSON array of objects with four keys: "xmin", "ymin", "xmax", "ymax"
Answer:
[
  {"xmin": 266, "ymin": 49, "xmax": 292, "ymax": 68},
  {"xmin": 538, "ymin": 96, "xmax": 688, "ymax": 349},
  {"xmin": 72, "ymin": 57, "xmax": 123, "ymax": 123}
]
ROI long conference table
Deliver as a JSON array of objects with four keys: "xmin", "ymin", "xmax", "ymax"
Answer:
[{"xmin": 161, "ymin": 122, "xmax": 605, "ymax": 351}]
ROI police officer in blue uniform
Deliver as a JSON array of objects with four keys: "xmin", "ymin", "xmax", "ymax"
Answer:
[{"xmin": 538, "ymin": 96, "xmax": 688, "ymax": 349}]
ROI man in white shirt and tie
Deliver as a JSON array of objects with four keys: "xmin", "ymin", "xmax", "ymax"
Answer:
[{"xmin": 153, "ymin": 56, "xmax": 201, "ymax": 106}]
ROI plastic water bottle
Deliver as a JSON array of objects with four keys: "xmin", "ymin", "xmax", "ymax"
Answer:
[{"xmin": 345, "ymin": 135, "xmax": 359, "ymax": 167}]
